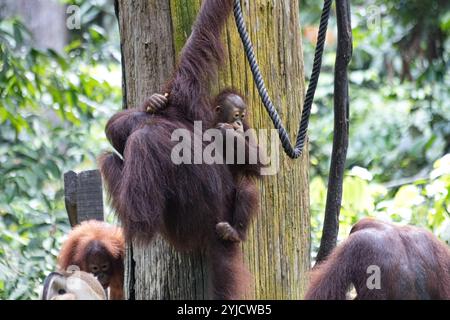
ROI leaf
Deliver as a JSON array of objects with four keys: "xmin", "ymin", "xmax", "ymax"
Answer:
[{"xmin": 394, "ymin": 185, "xmax": 424, "ymax": 208}]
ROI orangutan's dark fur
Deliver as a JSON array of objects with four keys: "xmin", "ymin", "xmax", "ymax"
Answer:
[
  {"xmin": 99, "ymin": 0, "xmax": 260, "ymax": 299},
  {"xmin": 212, "ymin": 89, "xmax": 261, "ymax": 242},
  {"xmin": 305, "ymin": 218, "xmax": 450, "ymax": 300}
]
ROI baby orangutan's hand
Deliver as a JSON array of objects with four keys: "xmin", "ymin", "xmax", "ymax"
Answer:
[{"xmin": 143, "ymin": 93, "xmax": 169, "ymax": 113}]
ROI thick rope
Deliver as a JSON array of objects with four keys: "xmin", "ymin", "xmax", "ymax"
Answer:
[{"xmin": 233, "ymin": 0, "xmax": 333, "ymax": 159}]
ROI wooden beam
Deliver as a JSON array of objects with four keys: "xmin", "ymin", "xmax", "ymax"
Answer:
[{"xmin": 64, "ymin": 170, "xmax": 104, "ymax": 227}]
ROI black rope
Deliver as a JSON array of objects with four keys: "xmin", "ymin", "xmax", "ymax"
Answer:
[{"xmin": 233, "ymin": 0, "xmax": 333, "ymax": 159}]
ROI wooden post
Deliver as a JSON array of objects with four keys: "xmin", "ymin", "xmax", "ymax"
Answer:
[
  {"xmin": 116, "ymin": 0, "xmax": 310, "ymax": 299},
  {"xmin": 64, "ymin": 170, "xmax": 104, "ymax": 226}
]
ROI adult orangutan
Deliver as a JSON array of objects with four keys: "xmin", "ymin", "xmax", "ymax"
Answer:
[
  {"xmin": 99, "ymin": 0, "xmax": 262, "ymax": 299},
  {"xmin": 305, "ymin": 218, "xmax": 450, "ymax": 300}
]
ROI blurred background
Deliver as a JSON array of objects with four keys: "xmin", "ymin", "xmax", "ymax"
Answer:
[{"xmin": 0, "ymin": 0, "xmax": 449, "ymax": 299}]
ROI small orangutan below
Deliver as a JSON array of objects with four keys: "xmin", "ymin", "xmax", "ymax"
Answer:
[
  {"xmin": 305, "ymin": 218, "xmax": 450, "ymax": 300},
  {"xmin": 57, "ymin": 220, "xmax": 125, "ymax": 300}
]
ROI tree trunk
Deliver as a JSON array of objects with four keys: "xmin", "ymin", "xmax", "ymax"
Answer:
[{"xmin": 116, "ymin": 0, "xmax": 310, "ymax": 300}]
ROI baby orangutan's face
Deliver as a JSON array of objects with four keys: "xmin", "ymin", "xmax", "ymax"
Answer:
[{"xmin": 215, "ymin": 94, "xmax": 247, "ymax": 126}]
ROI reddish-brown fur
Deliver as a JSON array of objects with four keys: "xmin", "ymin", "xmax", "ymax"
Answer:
[
  {"xmin": 57, "ymin": 220, "xmax": 125, "ymax": 300},
  {"xmin": 98, "ymin": 0, "xmax": 260, "ymax": 299},
  {"xmin": 213, "ymin": 90, "xmax": 261, "ymax": 241},
  {"xmin": 305, "ymin": 218, "xmax": 450, "ymax": 300}
]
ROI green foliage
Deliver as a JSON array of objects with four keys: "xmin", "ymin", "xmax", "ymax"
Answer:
[
  {"xmin": 0, "ymin": 18, "xmax": 120, "ymax": 299},
  {"xmin": 302, "ymin": 0, "xmax": 450, "ymax": 258},
  {"xmin": 311, "ymin": 155, "xmax": 450, "ymax": 254},
  {"xmin": 61, "ymin": 0, "xmax": 119, "ymax": 63}
]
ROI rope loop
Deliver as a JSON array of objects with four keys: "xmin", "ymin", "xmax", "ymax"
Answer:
[{"xmin": 233, "ymin": 0, "xmax": 333, "ymax": 159}]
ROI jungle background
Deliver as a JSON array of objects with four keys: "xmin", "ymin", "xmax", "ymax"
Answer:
[{"xmin": 0, "ymin": 0, "xmax": 449, "ymax": 299}]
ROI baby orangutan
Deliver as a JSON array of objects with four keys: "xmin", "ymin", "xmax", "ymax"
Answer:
[{"xmin": 213, "ymin": 90, "xmax": 257, "ymax": 243}]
